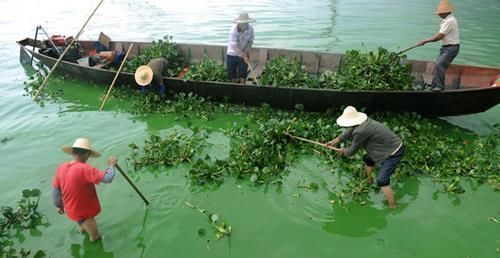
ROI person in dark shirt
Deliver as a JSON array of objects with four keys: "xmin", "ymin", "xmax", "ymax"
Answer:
[
  {"xmin": 134, "ymin": 58, "xmax": 169, "ymax": 97},
  {"xmin": 326, "ymin": 106, "xmax": 404, "ymax": 208}
]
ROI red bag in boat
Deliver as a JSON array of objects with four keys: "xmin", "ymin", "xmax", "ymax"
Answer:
[{"xmin": 51, "ymin": 35, "xmax": 66, "ymax": 46}]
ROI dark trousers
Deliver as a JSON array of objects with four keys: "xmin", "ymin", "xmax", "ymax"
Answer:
[
  {"xmin": 226, "ymin": 54, "xmax": 248, "ymax": 80},
  {"xmin": 431, "ymin": 45, "xmax": 460, "ymax": 89}
]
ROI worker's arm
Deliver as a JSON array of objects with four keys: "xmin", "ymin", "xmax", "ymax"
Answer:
[
  {"xmin": 101, "ymin": 167, "xmax": 116, "ymax": 183},
  {"xmin": 52, "ymin": 187, "xmax": 64, "ymax": 214},
  {"xmin": 84, "ymin": 157, "xmax": 117, "ymax": 184},
  {"xmin": 341, "ymin": 131, "xmax": 370, "ymax": 157},
  {"xmin": 102, "ymin": 156, "xmax": 117, "ymax": 183},
  {"xmin": 240, "ymin": 27, "xmax": 255, "ymax": 62},
  {"xmin": 52, "ymin": 187, "xmax": 63, "ymax": 208},
  {"xmin": 326, "ymin": 127, "xmax": 353, "ymax": 146},
  {"xmin": 418, "ymin": 32, "xmax": 445, "ymax": 46}
]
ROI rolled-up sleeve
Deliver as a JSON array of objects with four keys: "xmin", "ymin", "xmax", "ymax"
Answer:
[
  {"xmin": 52, "ymin": 187, "xmax": 63, "ymax": 208},
  {"xmin": 101, "ymin": 167, "xmax": 116, "ymax": 184}
]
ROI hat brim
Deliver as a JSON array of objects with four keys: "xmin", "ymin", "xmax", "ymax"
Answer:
[
  {"xmin": 62, "ymin": 146, "xmax": 101, "ymax": 158},
  {"xmin": 436, "ymin": 9, "xmax": 452, "ymax": 14},
  {"xmin": 336, "ymin": 113, "xmax": 368, "ymax": 127},
  {"xmin": 233, "ymin": 18, "xmax": 256, "ymax": 23},
  {"xmin": 135, "ymin": 65, "xmax": 153, "ymax": 86}
]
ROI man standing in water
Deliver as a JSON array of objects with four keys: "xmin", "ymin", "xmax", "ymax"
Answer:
[
  {"xmin": 52, "ymin": 138, "xmax": 117, "ymax": 241},
  {"xmin": 226, "ymin": 13, "xmax": 255, "ymax": 84},
  {"xmin": 326, "ymin": 106, "xmax": 404, "ymax": 208},
  {"xmin": 135, "ymin": 57, "xmax": 169, "ymax": 98},
  {"xmin": 417, "ymin": 0, "xmax": 460, "ymax": 91}
]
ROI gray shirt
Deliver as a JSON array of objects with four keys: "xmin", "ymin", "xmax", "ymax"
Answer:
[
  {"xmin": 339, "ymin": 118, "xmax": 402, "ymax": 164},
  {"xmin": 148, "ymin": 58, "xmax": 169, "ymax": 86}
]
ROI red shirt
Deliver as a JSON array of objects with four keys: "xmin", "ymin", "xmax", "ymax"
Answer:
[{"xmin": 52, "ymin": 161, "xmax": 105, "ymax": 222}]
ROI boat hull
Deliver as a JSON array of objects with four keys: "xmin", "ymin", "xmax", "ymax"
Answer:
[{"xmin": 18, "ymin": 39, "xmax": 500, "ymax": 117}]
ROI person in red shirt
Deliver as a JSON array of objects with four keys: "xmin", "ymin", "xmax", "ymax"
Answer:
[{"xmin": 52, "ymin": 138, "xmax": 117, "ymax": 242}]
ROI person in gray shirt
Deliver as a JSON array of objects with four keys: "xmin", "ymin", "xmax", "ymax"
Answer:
[{"xmin": 326, "ymin": 106, "xmax": 404, "ymax": 208}]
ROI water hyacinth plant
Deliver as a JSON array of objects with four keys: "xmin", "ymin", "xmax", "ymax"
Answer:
[
  {"xmin": 123, "ymin": 35, "xmax": 185, "ymax": 77},
  {"xmin": 1, "ymin": 189, "xmax": 47, "ymax": 257},
  {"xmin": 184, "ymin": 57, "xmax": 227, "ymax": 82}
]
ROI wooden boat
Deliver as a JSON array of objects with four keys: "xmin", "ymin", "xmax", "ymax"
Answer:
[{"xmin": 17, "ymin": 37, "xmax": 500, "ymax": 117}]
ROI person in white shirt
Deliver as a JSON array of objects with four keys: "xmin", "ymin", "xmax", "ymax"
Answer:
[
  {"xmin": 417, "ymin": 0, "xmax": 460, "ymax": 91},
  {"xmin": 226, "ymin": 13, "xmax": 255, "ymax": 84}
]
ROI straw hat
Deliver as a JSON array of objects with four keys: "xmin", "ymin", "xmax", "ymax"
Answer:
[
  {"xmin": 233, "ymin": 13, "xmax": 256, "ymax": 23},
  {"xmin": 336, "ymin": 106, "xmax": 368, "ymax": 127},
  {"xmin": 436, "ymin": 0, "xmax": 453, "ymax": 14},
  {"xmin": 135, "ymin": 65, "xmax": 153, "ymax": 86},
  {"xmin": 62, "ymin": 138, "xmax": 101, "ymax": 158}
]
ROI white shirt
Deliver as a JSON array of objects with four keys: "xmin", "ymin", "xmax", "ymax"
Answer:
[
  {"xmin": 227, "ymin": 24, "xmax": 254, "ymax": 56},
  {"xmin": 439, "ymin": 14, "xmax": 460, "ymax": 45}
]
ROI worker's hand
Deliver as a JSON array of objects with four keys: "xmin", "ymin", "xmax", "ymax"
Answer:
[
  {"xmin": 417, "ymin": 40, "xmax": 427, "ymax": 46},
  {"xmin": 243, "ymin": 54, "xmax": 249, "ymax": 63},
  {"xmin": 108, "ymin": 156, "xmax": 118, "ymax": 167},
  {"xmin": 336, "ymin": 148, "xmax": 346, "ymax": 155},
  {"xmin": 57, "ymin": 207, "xmax": 65, "ymax": 214}
]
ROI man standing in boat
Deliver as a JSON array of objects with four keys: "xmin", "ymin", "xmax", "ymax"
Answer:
[
  {"xmin": 417, "ymin": 0, "xmax": 460, "ymax": 91},
  {"xmin": 135, "ymin": 57, "xmax": 169, "ymax": 98},
  {"xmin": 226, "ymin": 13, "xmax": 255, "ymax": 84},
  {"xmin": 326, "ymin": 106, "xmax": 404, "ymax": 208}
]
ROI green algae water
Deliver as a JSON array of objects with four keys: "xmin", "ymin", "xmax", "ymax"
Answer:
[{"xmin": 1, "ymin": 0, "xmax": 499, "ymax": 257}]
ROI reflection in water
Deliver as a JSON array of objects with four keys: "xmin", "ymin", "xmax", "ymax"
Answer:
[
  {"xmin": 70, "ymin": 237, "xmax": 114, "ymax": 258},
  {"xmin": 137, "ymin": 208, "xmax": 149, "ymax": 258},
  {"xmin": 322, "ymin": 178, "xmax": 420, "ymax": 237},
  {"xmin": 322, "ymin": 0, "xmax": 339, "ymax": 50}
]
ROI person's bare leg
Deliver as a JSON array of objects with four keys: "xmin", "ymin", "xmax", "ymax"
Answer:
[
  {"xmin": 381, "ymin": 186, "xmax": 396, "ymax": 208},
  {"xmin": 239, "ymin": 77, "xmax": 246, "ymax": 84},
  {"xmin": 78, "ymin": 224, "xmax": 85, "ymax": 234},
  {"xmin": 81, "ymin": 217, "xmax": 101, "ymax": 242},
  {"xmin": 365, "ymin": 165, "xmax": 374, "ymax": 184}
]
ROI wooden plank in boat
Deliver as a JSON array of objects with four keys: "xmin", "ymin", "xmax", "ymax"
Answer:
[
  {"xmin": 189, "ymin": 45, "xmax": 205, "ymax": 64},
  {"xmin": 177, "ymin": 44, "xmax": 191, "ymax": 60},
  {"xmin": 279, "ymin": 49, "xmax": 302, "ymax": 62},
  {"xmin": 257, "ymin": 49, "xmax": 268, "ymax": 64},
  {"xmin": 319, "ymin": 53, "xmax": 342, "ymax": 73},
  {"xmin": 205, "ymin": 45, "xmax": 225, "ymax": 65},
  {"xmin": 267, "ymin": 49, "xmax": 281, "ymax": 60},
  {"xmin": 460, "ymin": 66, "xmax": 498, "ymax": 88},
  {"xmin": 301, "ymin": 52, "xmax": 320, "ymax": 74}
]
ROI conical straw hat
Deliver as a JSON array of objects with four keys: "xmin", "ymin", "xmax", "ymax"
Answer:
[
  {"xmin": 436, "ymin": 0, "xmax": 453, "ymax": 14},
  {"xmin": 336, "ymin": 106, "xmax": 368, "ymax": 127},
  {"xmin": 135, "ymin": 65, "xmax": 153, "ymax": 86},
  {"xmin": 62, "ymin": 138, "xmax": 101, "ymax": 157},
  {"xmin": 233, "ymin": 13, "xmax": 256, "ymax": 23}
]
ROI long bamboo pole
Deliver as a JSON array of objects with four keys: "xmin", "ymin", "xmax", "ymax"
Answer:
[
  {"xmin": 99, "ymin": 44, "xmax": 134, "ymax": 111},
  {"xmin": 286, "ymin": 133, "xmax": 340, "ymax": 151},
  {"xmin": 396, "ymin": 44, "xmax": 419, "ymax": 55},
  {"xmin": 245, "ymin": 59, "xmax": 261, "ymax": 86},
  {"xmin": 116, "ymin": 164, "xmax": 150, "ymax": 206},
  {"xmin": 32, "ymin": 0, "xmax": 105, "ymax": 100}
]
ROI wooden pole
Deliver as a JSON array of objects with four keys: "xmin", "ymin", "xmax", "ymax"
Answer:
[
  {"xmin": 286, "ymin": 133, "xmax": 340, "ymax": 151},
  {"xmin": 99, "ymin": 44, "xmax": 134, "ymax": 111},
  {"xmin": 115, "ymin": 164, "xmax": 150, "ymax": 206},
  {"xmin": 30, "ymin": 26, "xmax": 39, "ymax": 66},
  {"xmin": 32, "ymin": 0, "xmax": 105, "ymax": 101},
  {"xmin": 245, "ymin": 60, "xmax": 261, "ymax": 86},
  {"xmin": 397, "ymin": 44, "xmax": 419, "ymax": 55}
]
